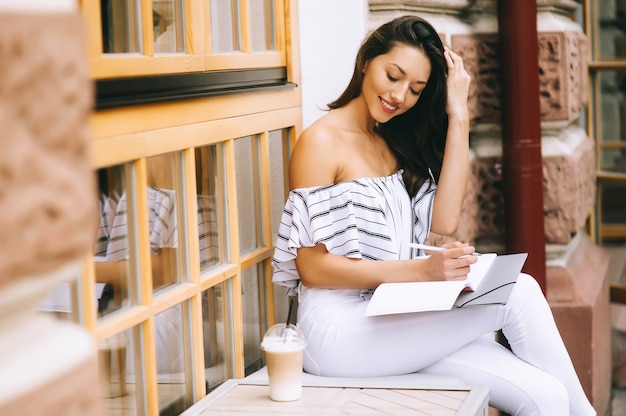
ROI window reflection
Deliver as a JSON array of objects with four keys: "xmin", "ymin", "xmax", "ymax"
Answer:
[
  {"xmin": 153, "ymin": 0, "xmax": 185, "ymax": 53},
  {"xmin": 99, "ymin": 328, "xmax": 143, "ymax": 415},
  {"xmin": 242, "ymin": 264, "xmax": 266, "ymax": 376},
  {"xmin": 235, "ymin": 136, "xmax": 262, "ymax": 253},
  {"xmin": 210, "ymin": 0, "xmax": 241, "ymax": 53},
  {"xmin": 600, "ymin": 181, "xmax": 626, "ymax": 232},
  {"xmin": 597, "ymin": 4, "xmax": 626, "ymax": 60},
  {"xmin": 101, "ymin": 0, "xmax": 141, "ymax": 54},
  {"xmin": 94, "ymin": 165, "xmax": 132, "ymax": 317},
  {"xmin": 38, "ymin": 274, "xmax": 82, "ymax": 322},
  {"xmin": 195, "ymin": 145, "xmax": 225, "ymax": 271},
  {"xmin": 154, "ymin": 304, "xmax": 191, "ymax": 414},
  {"xmin": 268, "ymin": 129, "xmax": 291, "ymax": 323},
  {"xmin": 146, "ymin": 153, "xmax": 184, "ymax": 292},
  {"xmin": 247, "ymin": 0, "xmax": 275, "ymax": 52},
  {"xmin": 99, "ymin": 315, "xmax": 192, "ymax": 415},
  {"xmin": 202, "ymin": 283, "xmax": 233, "ymax": 392},
  {"xmin": 599, "ymin": 71, "xmax": 626, "ymax": 171},
  {"xmin": 268, "ymin": 129, "xmax": 288, "ymax": 240}
]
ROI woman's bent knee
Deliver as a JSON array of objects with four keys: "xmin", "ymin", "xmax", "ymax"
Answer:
[{"xmin": 494, "ymin": 374, "xmax": 569, "ymax": 416}]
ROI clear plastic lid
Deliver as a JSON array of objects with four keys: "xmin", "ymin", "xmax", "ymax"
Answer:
[{"xmin": 261, "ymin": 323, "xmax": 306, "ymax": 351}]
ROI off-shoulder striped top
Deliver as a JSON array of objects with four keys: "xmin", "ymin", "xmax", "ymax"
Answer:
[{"xmin": 272, "ymin": 171, "xmax": 436, "ymax": 296}]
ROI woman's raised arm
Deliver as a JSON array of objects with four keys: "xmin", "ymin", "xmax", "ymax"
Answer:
[{"xmin": 430, "ymin": 48, "xmax": 472, "ymax": 236}]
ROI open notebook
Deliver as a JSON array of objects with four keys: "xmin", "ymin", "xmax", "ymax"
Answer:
[{"xmin": 364, "ymin": 252, "xmax": 528, "ymax": 316}]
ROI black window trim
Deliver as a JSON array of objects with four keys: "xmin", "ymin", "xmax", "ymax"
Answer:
[{"xmin": 95, "ymin": 67, "xmax": 295, "ymax": 109}]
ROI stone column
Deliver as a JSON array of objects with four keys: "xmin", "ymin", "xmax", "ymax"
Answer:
[
  {"xmin": 0, "ymin": 1, "xmax": 101, "ymax": 415},
  {"xmin": 537, "ymin": 2, "xmax": 611, "ymax": 414}
]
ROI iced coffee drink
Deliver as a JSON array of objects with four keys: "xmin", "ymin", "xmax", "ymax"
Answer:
[{"xmin": 261, "ymin": 323, "xmax": 306, "ymax": 401}]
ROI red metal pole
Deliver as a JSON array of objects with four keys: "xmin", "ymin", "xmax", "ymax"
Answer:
[{"xmin": 497, "ymin": 0, "xmax": 547, "ymax": 293}]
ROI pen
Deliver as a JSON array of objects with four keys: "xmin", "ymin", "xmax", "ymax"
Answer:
[{"xmin": 408, "ymin": 243, "xmax": 481, "ymax": 256}]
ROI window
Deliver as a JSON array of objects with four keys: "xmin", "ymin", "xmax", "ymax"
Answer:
[
  {"xmin": 82, "ymin": 0, "xmax": 286, "ymax": 78},
  {"xmin": 583, "ymin": 0, "xmax": 626, "ymax": 302},
  {"xmin": 65, "ymin": 1, "xmax": 301, "ymax": 414}
]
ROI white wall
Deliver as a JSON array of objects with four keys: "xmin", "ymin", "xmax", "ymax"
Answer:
[{"xmin": 297, "ymin": 0, "xmax": 369, "ymax": 129}]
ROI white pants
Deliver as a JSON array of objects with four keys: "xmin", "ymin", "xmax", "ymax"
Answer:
[{"xmin": 297, "ymin": 274, "xmax": 595, "ymax": 416}]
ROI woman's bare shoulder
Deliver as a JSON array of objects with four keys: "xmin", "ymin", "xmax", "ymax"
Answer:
[
  {"xmin": 297, "ymin": 115, "xmax": 340, "ymax": 148},
  {"xmin": 289, "ymin": 115, "xmax": 344, "ymax": 188}
]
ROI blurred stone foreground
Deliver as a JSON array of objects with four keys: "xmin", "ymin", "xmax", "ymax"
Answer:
[{"xmin": 0, "ymin": 1, "xmax": 101, "ymax": 415}]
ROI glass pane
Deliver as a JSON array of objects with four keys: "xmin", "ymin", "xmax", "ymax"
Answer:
[
  {"xmin": 600, "ymin": 181, "xmax": 626, "ymax": 226},
  {"xmin": 268, "ymin": 130, "xmax": 291, "ymax": 322},
  {"xmin": 599, "ymin": 71, "xmax": 626, "ymax": 171},
  {"xmin": 235, "ymin": 136, "xmax": 262, "ymax": 253},
  {"xmin": 39, "ymin": 277, "xmax": 81, "ymax": 322},
  {"xmin": 268, "ymin": 129, "xmax": 288, "ymax": 240},
  {"xmin": 153, "ymin": 0, "xmax": 185, "ymax": 53},
  {"xmin": 99, "ymin": 328, "xmax": 144, "ymax": 415},
  {"xmin": 597, "ymin": 0, "xmax": 626, "ymax": 60},
  {"xmin": 146, "ymin": 153, "xmax": 185, "ymax": 292},
  {"xmin": 101, "ymin": 0, "xmax": 141, "ymax": 54},
  {"xmin": 247, "ymin": 0, "xmax": 275, "ymax": 52},
  {"xmin": 202, "ymin": 282, "xmax": 233, "ymax": 392},
  {"xmin": 154, "ymin": 304, "xmax": 192, "ymax": 414},
  {"xmin": 93, "ymin": 165, "xmax": 133, "ymax": 318},
  {"xmin": 210, "ymin": 0, "xmax": 241, "ymax": 53},
  {"xmin": 195, "ymin": 145, "xmax": 226, "ymax": 271},
  {"xmin": 242, "ymin": 264, "xmax": 266, "ymax": 375}
]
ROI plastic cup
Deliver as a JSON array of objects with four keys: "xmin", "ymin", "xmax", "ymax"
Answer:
[{"xmin": 260, "ymin": 323, "xmax": 306, "ymax": 401}]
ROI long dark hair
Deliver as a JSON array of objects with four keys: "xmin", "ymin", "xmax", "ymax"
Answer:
[{"xmin": 328, "ymin": 15, "xmax": 448, "ymax": 198}]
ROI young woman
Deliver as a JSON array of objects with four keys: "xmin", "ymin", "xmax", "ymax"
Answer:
[{"xmin": 272, "ymin": 15, "xmax": 595, "ymax": 416}]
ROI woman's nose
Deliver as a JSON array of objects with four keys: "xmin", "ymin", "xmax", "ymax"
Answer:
[{"xmin": 390, "ymin": 87, "xmax": 406, "ymax": 103}]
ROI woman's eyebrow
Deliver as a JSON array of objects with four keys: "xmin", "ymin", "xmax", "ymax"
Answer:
[{"xmin": 391, "ymin": 63, "xmax": 427, "ymax": 85}]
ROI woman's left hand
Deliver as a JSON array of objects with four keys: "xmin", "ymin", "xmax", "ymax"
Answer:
[{"xmin": 443, "ymin": 47, "xmax": 471, "ymax": 120}]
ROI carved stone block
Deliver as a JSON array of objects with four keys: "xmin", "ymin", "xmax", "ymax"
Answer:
[
  {"xmin": 0, "ymin": 13, "xmax": 96, "ymax": 286},
  {"xmin": 543, "ymin": 138, "xmax": 596, "ymax": 244},
  {"xmin": 538, "ymin": 31, "xmax": 587, "ymax": 122},
  {"xmin": 428, "ymin": 156, "xmax": 481, "ymax": 245},
  {"xmin": 474, "ymin": 155, "xmax": 506, "ymax": 239},
  {"xmin": 452, "ymin": 33, "xmax": 501, "ymax": 123},
  {"xmin": 452, "ymin": 30, "xmax": 588, "ymax": 125},
  {"xmin": 469, "ymin": 133, "xmax": 595, "ymax": 245}
]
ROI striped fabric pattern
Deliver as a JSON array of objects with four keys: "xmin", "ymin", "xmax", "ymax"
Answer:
[
  {"xmin": 99, "ymin": 187, "xmax": 178, "ymax": 262},
  {"xmin": 197, "ymin": 194, "xmax": 221, "ymax": 268},
  {"xmin": 272, "ymin": 171, "xmax": 436, "ymax": 296}
]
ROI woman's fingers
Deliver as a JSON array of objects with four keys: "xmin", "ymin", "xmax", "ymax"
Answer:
[
  {"xmin": 444, "ymin": 48, "xmax": 470, "ymax": 82},
  {"xmin": 425, "ymin": 248, "xmax": 477, "ymax": 281},
  {"xmin": 442, "ymin": 241, "xmax": 469, "ymax": 249},
  {"xmin": 443, "ymin": 47, "xmax": 471, "ymax": 117},
  {"xmin": 444, "ymin": 47, "xmax": 465, "ymax": 72}
]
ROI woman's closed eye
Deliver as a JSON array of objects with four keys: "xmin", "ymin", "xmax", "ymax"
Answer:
[{"xmin": 387, "ymin": 73, "xmax": 422, "ymax": 96}]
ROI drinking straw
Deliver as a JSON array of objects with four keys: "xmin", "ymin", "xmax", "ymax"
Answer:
[
  {"xmin": 286, "ymin": 297, "xmax": 296, "ymax": 326},
  {"xmin": 283, "ymin": 297, "xmax": 296, "ymax": 343}
]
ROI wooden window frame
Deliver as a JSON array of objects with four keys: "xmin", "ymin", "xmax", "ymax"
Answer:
[
  {"xmin": 78, "ymin": 0, "xmax": 302, "ymax": 413},
  {"xmin": 583, "ymin": 0, "xmax": 626, "ymax": 304},
  {"xmin": 80, "ymin": 0, "xmax": 287, "ymax": 79},
  {"xmin": 96, "ymin": 67, "xmax": 295, "ymax": 109}
]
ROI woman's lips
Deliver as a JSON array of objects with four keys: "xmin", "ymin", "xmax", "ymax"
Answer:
[{"xmin": 380, "ymin": 97, "xmax": 398, "ymax": 114}]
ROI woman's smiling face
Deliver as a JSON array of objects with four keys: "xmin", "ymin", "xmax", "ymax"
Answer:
[{"xmin": 361, "ymin": 43, "xmax": 432, "ymax": 123}]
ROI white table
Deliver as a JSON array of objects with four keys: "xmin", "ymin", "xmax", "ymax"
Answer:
[{"xmin": 182, "ymin": 368, "xmax": 489, "ymax": 416}]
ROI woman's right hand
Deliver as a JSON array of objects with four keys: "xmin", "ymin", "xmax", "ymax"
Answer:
[{"xmin": 416, "ymin": 244, "xmax": 477, "ymax": 282}]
